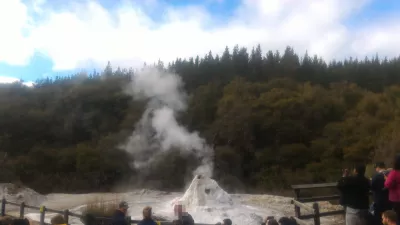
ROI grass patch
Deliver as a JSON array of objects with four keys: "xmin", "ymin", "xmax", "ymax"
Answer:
[{"xmin": 82, "ymin": 195, "xmax": 120, "ymax": 218}]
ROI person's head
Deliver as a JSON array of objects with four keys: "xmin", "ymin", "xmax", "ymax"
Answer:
[
  {"xmin": 222, "ymin": 218, "xmax": 232, "ymax": 225},
  {"xmin": 394, "ymin": 154, "xmax": 400, "ymax": 171},
  {"xmin": 0, "ymin": 216, "xmax": 13, "ymax": 225},
  {"xmin": 50, "ymin": 214, "xmax": 65, "ymax": 225},
  {"xmin": 278, "ymin": 217, "xmax": 296, "ymax": 225},
  {"xmin": 142, "ymin": 206, "xmax": 152, "ymax": 219},
  {"xmin": 11, "ymin": 219, "xmax": 29, "ymax": 225},
  {"xmin": 267, "ymin": 219, "xmax": 279, "ymax": 225},
  {"xmin": 375, "ymin": 162, "xmax": 386, "ymax": 172},
  {"xmin": 353, "ymin": 164, "xmax": 366, "ymax": 176},
  {"xmin": 83, "ymin": 213, "xmax": 96, "ymax": 225},
  {"xmin": 118, "ymin": 201, "xmax": 129, "ymax": 214},
  {"xmin": 382, "ymin": 210, "xmax": 397, "ymax": 225}
]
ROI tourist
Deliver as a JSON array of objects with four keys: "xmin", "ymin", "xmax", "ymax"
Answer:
[
  {"xmin": 181, "ymin": 212, "xmax": 194, "ymax": 225},
  {"xmin": 222, "ymin": 218, "xmax": 232, "ymax": 225},
  {"xmin": 266, "ymin": 219, "xmax": 279, "ymax": 225},
  {"xmin": 337, "ymin": 164, "xmax": 370, "ymax": 225},
  {"xmin": 83, "ymin": 213, "xmax": 97, "ymax": 225},
  {"xmin": 277, "ymin": 217, "xmax": 297, "ymax": 225},
  {"xmin": 381, "ymin": 210, "xmax": 397, "ymax": 225},
  {"xmin": 385, "ymin": 154, "xmax": 400, "ymax": 220},
  {"xmin": 10, "ymin": 219, "xmax": 29, "ymax": 225},
  {"xmin": 371, "ymin": 162, "xmax": 391, "ymax": 225},
  {"xmin": 0, "ymin": 216, "xmax": 13, "ymax": 225},
  {"xmin": 111, "ymin": 201, "xmax": 129, "ymax": 225},
  {"xmin": 137, "ymin": 206, "xmax": 157, "ymax": 225}
]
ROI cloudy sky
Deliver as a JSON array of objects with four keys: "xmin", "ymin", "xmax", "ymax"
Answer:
[{"xmin": 0, "ymin": 0, "xmax": 400, "ymax": 84}]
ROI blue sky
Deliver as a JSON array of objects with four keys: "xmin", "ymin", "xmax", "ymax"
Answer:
[{"xmin": 1, "ymin": 0, "xmax": 400, "ymax": 84}]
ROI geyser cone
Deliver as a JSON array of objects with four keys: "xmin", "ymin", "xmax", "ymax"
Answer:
[{"xmin": 178, "ymin": 175, "xmax": 233, "ymax": 208}]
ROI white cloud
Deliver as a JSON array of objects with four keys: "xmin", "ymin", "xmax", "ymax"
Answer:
[
  {"xmin": 0, "ymin": 0, "xmax": 399, "ymax": 71},
  {"xmin": 0, "ymin": 76, "xmax": 34, "ymax": 87}
]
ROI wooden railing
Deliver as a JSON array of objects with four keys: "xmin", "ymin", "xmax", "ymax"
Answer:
[
  {"xmin": 0, "ymin": 198, "xmax": 212, "ymax": 225},
  {"xmin": 291, "ymin": 182, "xmax": 355, "ymax": 225}
]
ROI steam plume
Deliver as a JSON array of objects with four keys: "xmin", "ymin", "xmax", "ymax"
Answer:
[{"xmin": 122, "ymin": 68, "xmax": 213, "ymax": 178}]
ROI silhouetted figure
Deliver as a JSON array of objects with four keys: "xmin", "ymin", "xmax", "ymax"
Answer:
[
  {"xmin": 371, "ymin": 162, "xmax": 391, "ymax": 225},
  {"xmin": 137, "ymin": 206, "xmax": 157, "ymax": 225},
  {"xmin": 112, "ymin": 201, "xmax": 129, "ymax": 225},
  {"xmin": 337, "ymin": 164, "xmax": 370, "ymax": 225}
]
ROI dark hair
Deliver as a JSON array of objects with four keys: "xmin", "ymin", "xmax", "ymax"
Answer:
[
  {"xmin": 223, "ymin": 219, "xmax": 232, "ymax": 225},
  {"xmin": 394, "ymin": 154, "xmax": 400, "ymax": 170},
  {"xmin": 355, "ymin": 164, "xmax": 366, "ymax": 176},
  {"xmin": 267, "ymin": 219, "xmax": 279, "ymax": 225},
  {"xmin": 83, "ymin": 213, "xmax": 97, "ymax": 225},
  {"xmin": 278, "ymin": 217, "xmax": 298, "ymax": 225},
  {"xmin": 383, "ymin": 210, "xmax": 397, "ymax": 222},
  {"xmin": 374, "ymin": 162, "xmax": 386, "ymax": 169},
  {"xmin": 11, "ymin": 219, "xmax": 29, "ymax": 225}
]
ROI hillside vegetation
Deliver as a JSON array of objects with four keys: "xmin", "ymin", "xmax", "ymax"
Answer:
[{"xmin": 1, "ymin": 45, "xmax": 400, "ymax": 194}]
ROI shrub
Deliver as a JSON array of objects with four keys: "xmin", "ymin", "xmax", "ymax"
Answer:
[
  {"xmin": 50, "ymin": 214, "xmax": 65, "ymax": 225},
  {"xmin": 81, "ymin": 196, "xmax": 120, "ymax": 218}
]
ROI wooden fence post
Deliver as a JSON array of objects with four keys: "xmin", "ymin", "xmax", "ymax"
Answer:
[
  {"xmin": 1, "ymin": 198, "xmax": 5, "ymax": 216},
  {"xmin": 312, "ymin": 202, "xmax": 320, "ymax": 225},
  {"xmin": 294, "ymin": 189, "xmax": 301, "ymax": 218},
  {"xmin": 40, "ymin": 206, "xmax": 46, "ymax": 225},
  {"xmin": 19, "ymin": 202, "xmax": 25, "ymax": 218},
  {"xmin": 63, "ymin": 209, "xmax": 69, "ymax": 224}
]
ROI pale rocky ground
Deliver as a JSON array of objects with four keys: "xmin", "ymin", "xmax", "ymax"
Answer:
[{"xmin": 0, "ymin": 183, "xmax": 345, "ymax": 225}]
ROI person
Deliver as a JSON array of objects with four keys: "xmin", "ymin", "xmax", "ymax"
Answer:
[
  {"xmin": 0, "ymin": 217, "xmax": 13, "ymax": 225},
  {"xmin": 337, "ymin": 164, "xmax": 371, "ymax": 225},
  {"xmin": 10, "ymin": 219, "xmax": 29, "ymax": 225},
  {"xmin": 277, "ymin": 217, "xmax": 297, "ymax": 225},
  {"xmin": 181, "ymin": 212, "xmax": 194, "ymax": 225},
  {"xmin": 112, "ymin": 201, "xmax": 129, "ymax": 225},
  {"xmin": 83, "ymin": 213, "xmax": 97, "ymax": 225},
  {"xmin": 385, "ymin": 155, "xmax": 400, "ymax": 219},
  {"xmin": 266, "ymin": 219, "xmax": 279, "ymax": 225},
  {"xmin": 137, "ymin": 206, "xmax": 157, "ymax": 225},
  {"xmin": 222, "ymin": 219, "xmax": 232, "ymax": 225},
  {"xmin": 381, "ymin": 210, "xmax": 397, "ymax": 225},
  {"xmin": 371, "ymin": 162, "xmax": 392, "ymax": 225}
]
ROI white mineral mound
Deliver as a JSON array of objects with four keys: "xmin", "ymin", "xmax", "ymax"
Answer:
[
  {"xmin": 0, "ymin": 183, "xmax": 46, "ymax": 206},
  {"xmin": 178, "ymin": 175, "xmax": 233, "ymax": 208}
]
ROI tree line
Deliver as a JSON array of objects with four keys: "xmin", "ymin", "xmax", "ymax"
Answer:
[{"xmin": 1, "ymin": 45, "xmax": 400, "ymax": 194}]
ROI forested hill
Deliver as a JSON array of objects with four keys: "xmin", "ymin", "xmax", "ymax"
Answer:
[{"xmin": 1, "ymin": 45, "xmax": 400, "ymax": 194}]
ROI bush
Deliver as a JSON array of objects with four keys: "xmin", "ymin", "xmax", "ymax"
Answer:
[{"xmin": 81, "ymin": 197, "xmax": 120, "ymax": 218}]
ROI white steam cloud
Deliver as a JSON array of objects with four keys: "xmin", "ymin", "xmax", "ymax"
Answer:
[{"xmin": 122, "ymin": 68, "xmax": 214, "ymax": 178}]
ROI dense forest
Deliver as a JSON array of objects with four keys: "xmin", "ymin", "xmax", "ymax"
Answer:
[{"xmin": 1, "ymin": 45, "xmax": 400, "ymax": 194}]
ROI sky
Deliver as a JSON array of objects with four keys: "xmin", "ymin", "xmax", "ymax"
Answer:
[{"xmin": 0, "ymin": 0, "xmax": 400, "ymax": 85}]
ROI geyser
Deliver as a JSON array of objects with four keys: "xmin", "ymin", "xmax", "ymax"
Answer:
[
  {"xmin": 122, "ymin": 68, "xmax": 213, "ymax": 177},
  {"xmin": 178, "ymin": 175, "xmax": 233, "ymax": 208}
]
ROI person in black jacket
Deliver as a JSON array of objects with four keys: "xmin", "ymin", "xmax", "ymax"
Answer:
[
  {"xmin": 371, "ymin": 162, "xmax": 392, "ymax": 225},
  {"xmin": 337, "ymin": 164, "xmax": 371, "ymax": 225},
  {"xmin": 112, "ymin": 201, "xmax": 129, "ymax": 225}
]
